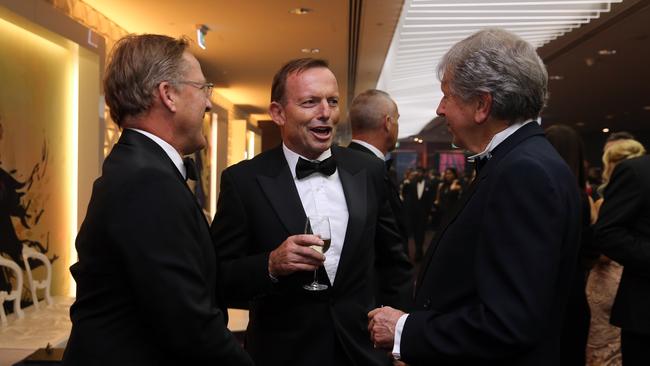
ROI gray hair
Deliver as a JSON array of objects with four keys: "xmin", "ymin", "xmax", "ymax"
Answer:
[
  {"xmin": 349, "ymin": 89, "xmax": 396, "ymax": 133},
  {"xmin": 437, "ymin": 28, "xmax": 548, "ymax": 123},
  {"xmin": 104, "ymin": 34, "xmax": 190, "ymax": 126}
]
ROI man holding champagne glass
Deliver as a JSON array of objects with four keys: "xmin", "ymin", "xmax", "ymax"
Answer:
[{"xmin": 211, "ymin": 58, "xmax": 412, "ymax": 366}]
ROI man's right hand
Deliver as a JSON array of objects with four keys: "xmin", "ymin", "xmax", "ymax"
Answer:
[{"xmin": 268, "ymin": 234, "xmax": 326, "ymax": 277}]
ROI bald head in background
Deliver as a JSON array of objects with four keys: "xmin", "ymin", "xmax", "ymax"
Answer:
[{"xmin": 349, "ymin": 89, "xmax": 399, "ymax": 157}]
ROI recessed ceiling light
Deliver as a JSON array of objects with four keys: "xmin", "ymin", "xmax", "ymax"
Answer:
[
  {"xmin": 300, "ymin": 48, "xmax": 320, "ymax": 54},
  {"xmin": 549, "ymin": 75, "xmax": 564, "ymax": 80},
  {"xmin": 602, "ymin": 128, "xmax": 610, "ymax": 133},
  {"xmin": 576, "ymin": 122, "xmax": 585, "ymax": 127},
  {"xmin": 289, "ymin": 7, "xmax": 312, "ymax": 15},
  {"xmin": 605, "ymin": 114, "xmax": 615, "ymax": 120},
  {"xmin": 643, "ymin": 105, "xmax": 650, "ymax": 111},
  {"xmin": 598, "ymin": 49, "xmax": 617, "ymax": 56},
  {"xmin": 585, "ymin": 57, "xmax": 595, "ymax": 67}
]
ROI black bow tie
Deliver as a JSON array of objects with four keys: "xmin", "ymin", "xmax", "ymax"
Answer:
[
  {"xmin": 183, "ymin": 157, "xmax": 198, "ymax": 181},
  {"xmin": 296, "ymin": 156, "xmax": 337, "ymax": 179},
  {"xmin": 475, "ymin": 156, "xmax": 489, "ymax": 173}
]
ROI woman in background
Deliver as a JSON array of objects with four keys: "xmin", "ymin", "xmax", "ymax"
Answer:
[{"xmin": 586, "ymin": 138, "xmax": 646, "ymax": 366}]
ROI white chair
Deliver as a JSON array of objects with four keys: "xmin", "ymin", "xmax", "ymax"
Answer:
[
  {"xmin": 22, "ymin": 245, "xmax": 53, "ymax": 310},
  {"xmin": 0, "ymin": 255, "xmax": 24, "ymax": 326}
]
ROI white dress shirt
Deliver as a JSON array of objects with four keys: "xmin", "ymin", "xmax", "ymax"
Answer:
[
  {"xmin": 282, "ymin": 144, "xmax": 349, "ymax": 284},
  {"xmin": 128, "ymin": 128, "xmax": 187, "ymax": 179},
  {"xmin": 391, "ymin": 118, "xmax": 535, "ymax": 360}
]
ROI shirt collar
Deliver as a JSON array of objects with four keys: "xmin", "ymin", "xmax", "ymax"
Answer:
[
  {"xmin": 128, "ymin": 128, "xmax": 187, "ymax": 179},
  {"xmin": 282, "ymin": 143, "xmax": 333, "ymax": 180},
  {"xmin": 350, "ymin": 139, "xmax": 385, "ymax": 160},
  {"xmin": 467, "ymin": 119, "xmax": 535, "ymax": 161}
]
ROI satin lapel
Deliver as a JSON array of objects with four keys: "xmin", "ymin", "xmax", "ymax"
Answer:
[
  {"xmin": 332, "ymin": 161, "xmax": 367, "ymax": 288},
  {"xmin": 257, "ymin": 152, "xmax": 306, "ymax": 235},
  {"xmin": 415, "ymin": 171, "xmax": 486, "ymax": 293}
]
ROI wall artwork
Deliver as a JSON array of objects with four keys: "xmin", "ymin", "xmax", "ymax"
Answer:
[{"xmin": 0, "ymin": 16, "xmax": 77, "ymax": 299}]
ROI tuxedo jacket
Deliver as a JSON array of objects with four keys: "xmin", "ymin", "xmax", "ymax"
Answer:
[
  {"xmin": 346, "ymin": 141, "xmax": 409, "ymax": 247},
  {"xmin": 211, "ymin": 144, "xmax": 413, "ymax": 366},
  {"xmin": 594, "ymin": 155, "xmax": 650, "ymax": 334},
  {"xmin": 402, "ymin": 179, "xmax": 436, "ymax": 220},
  {"xmin": 401, "ymin": 123, "xmax": 582, "ymax": 366},
  {"xmin": 64, "ymin": 130, "xmax": 252, "ymax": 366}
]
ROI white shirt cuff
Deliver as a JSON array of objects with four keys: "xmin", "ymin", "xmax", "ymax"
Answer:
[{"xmin": 391, "ymin": 313, "xmax": 409, "ymax": 360}]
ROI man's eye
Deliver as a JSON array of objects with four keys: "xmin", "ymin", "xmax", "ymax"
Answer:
[
  {"xmin": 328, "ymin": 99, "xmax": 339, "ymax": 107},
  {"xmin": 302, "ymin": 100, "xmax": 316, "ymax": 107}
]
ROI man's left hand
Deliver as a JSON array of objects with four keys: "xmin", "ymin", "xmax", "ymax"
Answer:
[{"xmin": 368, "ymin": 306, "xmax": 405, "ymax": 350}]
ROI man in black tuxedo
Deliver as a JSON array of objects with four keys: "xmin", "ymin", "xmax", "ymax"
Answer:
[
  {"xmin": 347, "ymin": 89, "xmax": 409, "ymax": 256},
  {"xmin": 594, "ymin": 154, "xmax": 650, "ymax": 366},
  {"xmin": 368, "ymin": 28, "xmax": 581, "ymax": 366},
  {"xmin": 211, "ymin": 58, "xmax": 412, "ymax": 366},
  {"xmin": 401, "ymin": 167, "xmax": 435, "ymax": 261},
  {"xmin": 64, "ymin": 35, "xmax": 252, "ymax": 366}
]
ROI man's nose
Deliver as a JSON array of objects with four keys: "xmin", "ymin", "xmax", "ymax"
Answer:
[
  {"xmin": 316, "ymin": 101, "xmax": 332, "ymax": 121},
  {"xmin": 436, "ymin": 101, "xmax": 445, "ymax": 116},
  {"xmin": 205, "ymin": 98, "xmax": 212, "ymax": 113}
]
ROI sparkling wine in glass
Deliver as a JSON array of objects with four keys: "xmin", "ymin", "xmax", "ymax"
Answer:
[{"xmin": 303, "ymin": 216, "xmax": 331, "ymax": 291}]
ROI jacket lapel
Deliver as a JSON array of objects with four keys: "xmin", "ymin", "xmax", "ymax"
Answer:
[
  {"xmin": 332, "ymin": 161, "xmax": 367, "ymax": 287},
  {"xmin": 415, "ymin": 122, "xmax": 545, "ymax": 293},
  {"xmin": 257, "ymin": 148, "xmax": 306, "ymax": 235}
]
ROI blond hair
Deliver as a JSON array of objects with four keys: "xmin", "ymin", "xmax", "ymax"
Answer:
[{"xmin": 601, "ymin": 139, "xmax": 646, "ymax": 184}]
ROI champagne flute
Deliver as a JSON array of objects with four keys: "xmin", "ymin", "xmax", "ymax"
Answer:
[{"xmin": 303, "ymin": 216, "xmax": 331, "ymax": 291}]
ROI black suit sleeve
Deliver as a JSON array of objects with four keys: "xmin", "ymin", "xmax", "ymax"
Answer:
[
  {"xmin": 112, "ymin": 170, "xmax": 253, "ymax": 365},
  {"xmin": 402, "ymin": 158, "xmax": 572, "ymax": 363},
  {"xmin": 211, "ymin": 168, "xmax": 276, "ymax": 304},
  {"xmin": 594, "ymin": 161, "xmax": 650, "ymax": 277}
]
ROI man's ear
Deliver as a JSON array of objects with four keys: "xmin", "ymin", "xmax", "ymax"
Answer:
[
  {"xmin": 383, "ymin": 114, "xmax": 392, "ymax": 132},
  {"xmin": 269, "ymin": 101, "xmax": 286, "ymax": 127},
  {"xmin": 158, "ymin": 81, "xmax": 177, "ymax": 113},
  {"xmin": 474, "ymin": 92, "xmax": 492, "ymax": 125}
]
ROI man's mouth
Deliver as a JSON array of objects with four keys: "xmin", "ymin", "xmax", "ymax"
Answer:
[{"xmin": 310, "ymin": 126, "xmax": 333, "ymax": 140}]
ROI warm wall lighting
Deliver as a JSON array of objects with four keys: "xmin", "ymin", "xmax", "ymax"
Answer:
[
  {"xmin": 209, "ymin": 113, "xmax": 218, "ymax": 218},
  {"xmin": 68, "ymin": 43, "xmax": 79, "ymax": 297}
]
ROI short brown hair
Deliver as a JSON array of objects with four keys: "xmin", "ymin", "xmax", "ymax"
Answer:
[
  {"xmin": 270, "ymin": 58, "xmax": 329, "ymax": 105},
  {"xmin": 104, "ymin": 34, "xmax": 189, "ymax": 126}
]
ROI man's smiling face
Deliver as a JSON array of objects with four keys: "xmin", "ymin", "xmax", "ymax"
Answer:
[{"xmin": 273, "ymin": 66, "xmax": 340, "ymax": 159}]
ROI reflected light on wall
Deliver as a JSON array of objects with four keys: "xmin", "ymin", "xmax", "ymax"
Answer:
[
  {"xmin": 246, "ymin": 130, "xmax": 256, "ymax": 160},
  {"xmin": 68, "ymin": 43, "xmax": 79, "ymax": 297},
  {"xmin": 227, "ymin": 119, "xmax": 247, "ymax": 166},
  {"xmin": 210, "ymin": 113, "xmax": 218, "ymax": 218}
]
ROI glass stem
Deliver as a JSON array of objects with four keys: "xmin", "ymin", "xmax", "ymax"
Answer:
[{"xmin": 313, "ymin": 270, "xmax": 318, "ymax": 284}]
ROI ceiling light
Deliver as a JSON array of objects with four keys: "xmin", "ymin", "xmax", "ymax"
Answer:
[
  {"xmin": 605, "ymin": 114, "xmax": 615, "ymax": 119},
  {"xmin": 602, "ymin": 128, "xmax": 610, "ymax": 133},
  {"xmin": 598, "ymin": 49, "xmax": 617, "ymax": 55},
  {"xmin": 289, "ymin": 8, "xmax": 312, "ymax": 15},
  {"xmin": 576, "ymin": 122, "xmax": 585, "ymax": 127},
  {"xmin": 300, "ymin": 48, "xmax": 320, "ymax": 54},
  {"xmin": 643, "ymin": 106, "xmax": 650, "ymax": 111},
  {"xmin": 549, "ymin": 75, "xmax": 564, "ymax": 80}
]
